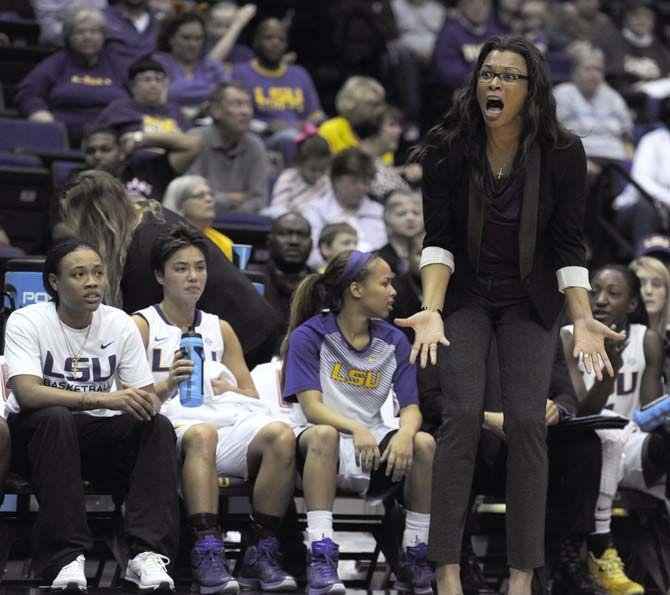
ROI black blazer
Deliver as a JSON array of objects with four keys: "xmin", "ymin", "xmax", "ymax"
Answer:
[{"xmin": 422, "ymin": 133, "xmax": 588, "ymax": 329}]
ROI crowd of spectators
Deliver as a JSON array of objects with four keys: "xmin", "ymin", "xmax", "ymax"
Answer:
[{"xmin": 0, "ymin": 0, "xmax": 670, "ymax": 593}]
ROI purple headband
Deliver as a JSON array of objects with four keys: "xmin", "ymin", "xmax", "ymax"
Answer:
[{"xmin": 336, "ymin": 250, "xmax": 374, "ymax": 294}]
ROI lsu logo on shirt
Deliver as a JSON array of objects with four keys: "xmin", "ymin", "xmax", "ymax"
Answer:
[
  {"xmin": 254, "ymin": 87, "xmax": 304, "ymax": 112},
  {"xmin": 70, "ymin": 74, "xmax": 114, "ymax": 86},
  {"xmin": 330, "ymin": 362, "xmax": 380, "ymax": 389},
  {"xmin": 42, "ymin": 351, "xmax": 117, "ymax": 390}
]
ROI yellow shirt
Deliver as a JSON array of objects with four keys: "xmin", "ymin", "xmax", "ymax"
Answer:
[
  {"xmin": 318, "ymin": 116, "xmax": 394, "ymax": 165},
  {"xmin": 204, "ymin": 226, "xmax": 234, "ymax": 261}
]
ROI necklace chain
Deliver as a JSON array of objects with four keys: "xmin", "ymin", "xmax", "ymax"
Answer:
[{"xmin": 58, "ymin": 311, "xmax": 92, "ymax": 379}]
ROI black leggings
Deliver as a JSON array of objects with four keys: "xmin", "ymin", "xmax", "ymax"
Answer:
[{"xmin": 429, "ymin": 278, "xmax": 558, "ymax": 569}]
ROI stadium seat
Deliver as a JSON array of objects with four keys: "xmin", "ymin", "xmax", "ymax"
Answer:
[
  {"xmin": 52, "ymin": 159, "xmax": 81, "ymax": 190},
  {"xmin": 0, "ymin": 17, "xmax": 40, "ymax": 46},
  {"xmin": 0, "ymin": 118, "xmax": 67, "ymax": 152},
  {"xmin": 0, "ymin": 150, "xmax": 40, "ymax": 168}
]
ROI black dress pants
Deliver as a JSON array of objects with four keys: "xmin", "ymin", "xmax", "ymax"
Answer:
[
  {"xmin": 8, "ymin": 406, "xmax": 180, "ymax": 579},
  {"xmin": 429, "ymin": 277, "xmax": 558, "ymax": 569}
]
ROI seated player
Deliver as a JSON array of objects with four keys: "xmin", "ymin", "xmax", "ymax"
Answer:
[
  {"xmin": 132, "ymin": 224, "xmax": 298, "ymax": 594},
  {"xmin": 282, "ymin": 250, "xmax": 436, "ymax": 595},
  {"xmin": 4, "ymin": 239, "xmax": 179, "ymax": 592},
  {"xmin": 562, "ymin": 265, "xmax": 665, "ymax": 595}
]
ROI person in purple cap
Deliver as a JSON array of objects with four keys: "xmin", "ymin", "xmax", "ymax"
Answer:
[{"xmin": 282, "ymin": 249, "xmax": 436, "ymax": 595}]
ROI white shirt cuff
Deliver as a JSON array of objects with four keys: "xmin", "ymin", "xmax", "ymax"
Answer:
[
  {"xmin": 420, "ymin": 246, "xmax": 455, "ymax": 273},
  {"xmin": 556, "ymin": 266, "xmax": 591, "ymax": 293}
]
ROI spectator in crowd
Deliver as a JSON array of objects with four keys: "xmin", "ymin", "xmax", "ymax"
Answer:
[
  {"xmin": 0, "ymin": 219, "xmax": 27, "ymax": 258},
  {"xmin": 605, "ymin": 1, "xmax": 670, "ymax": 93},
  {"xmin": 630, "ymin": 256, "xmax": 670, "ymax": 380},
  {"xmin": 317, "ymin": 222, "xmax": 358, "ymax": 272},
  {"xmin": 206, "ymin": 1, "xmax": 257, "ymax": 67},
  {"xmin": 16, "ymin": 6, "xmax": 130, "ymax": 145},
  {"xmin": 376, "ymin": 190, "xmax": 423, "ymax": 275},
  {"xmin": 391, "ymin": 0, "xmax": 447, "ymax": 66},
  {"xmin": 548, "ymin": 0, "xmax": 620, "ymax": 52},
  {"xmin": 31, "ymin": 0, "xmax": 107, "ymax": 47},
  {"xmin": 104, "ymin": 0, "xmax": 159, "ymax": 65},
  {"xmin": 187, "ymin": 82, "xmax": 270, "ymax": 213},
  {"xmin": 318, "ymin": 76, "xmax": 394, "ymax": 165},
  {"xmin": 495, "ymin": 0, "xmax": 523, "ymax": 32},
  {"xmin": 162, "ymin": 175, "xmax": 234, "ymax": 260},
  {"xmin": 249, "ymin": 212, "xmax": 313, "ymax": 338},
  {"xmin": 3, "ymin": 239, "xmax": 179, "ymax": 592},
  {"xmin": 353, "ymin": 104, "xmax": 417, "ymax": 202},
  {"xmin": 554, "ymin": 47, "xmax": 634, "ymax": 176},
  {"xmin": 154, "ymin": 11, "xmax": 230, "ymax": 121},
  {"xmin": 518, "ymin": 0, "xmax": 549, "ymax": 54},
  {"xmin": 637, "ymin": 234, "xmax": 670, "ymax": 270},
  {"xmin": 133, "ymin": 224, "xmax": 298, "ymax": 594},
  {"xmin": 562, "ymin": 265, "xmax": 663, "ymax": 595},
  {"xmin": 265, "ymin": 132, "xmax": 332, "ymax": 217},
  {"xmin": 95, "ymin": 58, "xmax": 189, "ymax": 136},
  {"xmin": 303, "ymin": 148, "xmax": 387, "ymax": 269},
  {"xmin": 232, "ymin": 18, "xmax": 325, "ymax": 152},
  {"xmin": 282, "ymin": 249, "xmax": 436, "ymax": 595},
  {"xmin": 80, "ymin": 125, "xmax": 201, "ymax": 201},
  {"xmin": 612, "ymin": 96, "xmax": 670, "ymax": 246},
  {"xmin": 59, "ymin": 170, "xmax": 280, "ymax": 368},
  {"xmin": 431, "ymin": 0, "xmax": 504, "ymax": 93}
]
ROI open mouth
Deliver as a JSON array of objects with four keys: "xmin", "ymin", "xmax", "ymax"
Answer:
[
  {"xmin": 485, "ymin": 97, "xmax": 505, "ymax": 120},
  {"xmin": 593, "ymin": 310, "xmax": 610, "ymax": 322}
]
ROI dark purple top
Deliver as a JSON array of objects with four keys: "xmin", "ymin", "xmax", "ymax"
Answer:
[
  {"xmin": 16, "ymin": 46, "xmax": 130, "ymax": 144},
  {"xmin": 94, "ymin": 97, "xmax": 189, "ymax": 135},
  {"xmin": 104, "ymin": 5, "xmax": 159, "ymax": 65},
  {"xmin": 478, "ymin": 165, "xmax": 524, "ymax": 279}
]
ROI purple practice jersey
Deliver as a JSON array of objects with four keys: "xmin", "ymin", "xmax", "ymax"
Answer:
[{"xmin": 283, "ymin": 312, "xmax": 418, "ymax": 427}]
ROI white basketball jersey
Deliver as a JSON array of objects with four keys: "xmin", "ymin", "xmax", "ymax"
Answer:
[
  {"xmin": 134, "ymin": 305, "xmax": 225, "ymax": 387},
  {"xmin": 565, "ymin": 323, "xmax": 647, "ymax": 419}
]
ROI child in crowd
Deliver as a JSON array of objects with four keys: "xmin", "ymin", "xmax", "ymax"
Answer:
[
  {"xmin": 376, "ymin": 191, "xmax": 423, "ymax": 276},
  {"xmin": 562, "ymin": 265, "xmax": 665, "ymax": 595},
  {"xmin": 132, "ymin": 224, "xmax": 297, "ymax": 594},
  {"xmin": 4, "ymin": 239, "xmax": 179, "ymax": 592},
  {"xmin": 266, "ymin": 133, "xmax": 332, "ymax": 217},
  {"xmin": 282, "ymin": 250, "xmax": 436, "ymax": 595},
  {"xmin": 317, "ymin": 223, "xmax": 358, "ymax": 273}
]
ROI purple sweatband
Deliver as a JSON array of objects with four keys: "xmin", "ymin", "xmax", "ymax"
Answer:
[{"xmin": 336, "ymin": 250, "xmax": 375, "ymax": 294}]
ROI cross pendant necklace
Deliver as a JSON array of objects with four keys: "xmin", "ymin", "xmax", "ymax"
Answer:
[{"xmin": 497, "ymin": 167, "xmax": 504, "ymax": 181}]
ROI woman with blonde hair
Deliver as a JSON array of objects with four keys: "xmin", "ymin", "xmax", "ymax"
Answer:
[
  {"xmin": 60, "ymin": 170, "xmax": 281, "ymax": 366},
  {"xmin": 630, "ymin": 256, "xmax": 670, "ymax": 339},
  {"xmin": 318, "ymin": 76, "xmax": 395, "ymax": 165}
]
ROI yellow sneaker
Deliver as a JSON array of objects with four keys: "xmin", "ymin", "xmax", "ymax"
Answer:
[{"xmin": 588, "ymin": 548, "xmax": 644, "ymax": 594}]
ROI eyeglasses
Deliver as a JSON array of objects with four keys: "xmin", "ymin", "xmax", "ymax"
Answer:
[
  {"xmin": 187, "ymin": 191, "xmax": 213, "ymax": 200},
  {"xmin": 478, "ymin": 70, "xmax": 529, "ymax": 84}
]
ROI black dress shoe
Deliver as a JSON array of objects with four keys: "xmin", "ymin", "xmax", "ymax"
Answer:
[
  {"xmin": 550, "ymin": 560, "xmax": 608, "ymax": 595},
  {"xmin": 460, "ymin": 549, "xmax": 497, "ymax": 594}
]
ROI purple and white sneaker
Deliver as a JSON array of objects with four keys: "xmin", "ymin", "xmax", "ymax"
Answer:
[
  {"xmin": 237, "ymin": 537, "xmax": 297, "ymax": 591},
  {"xmin": 190, "ymin": 535, "xmax": 239, "ymax": 594},
  {"xmin": 306, "ymin": 538, "xmax": 345, "ymax": 595},
  {"xmin": 394, "ymin": 543, "xmax": 434, "ymax": 595}
]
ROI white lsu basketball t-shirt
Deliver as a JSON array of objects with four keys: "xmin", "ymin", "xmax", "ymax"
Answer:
[
  {"xmin": 564, "ymin": 323, "xmax": 647, "ymax": 419},
  {"xmin": 134, "ymin": 305, "xmax": 225, "ymax": 388},
  {"xmin": 4, "ymin": 302, "xmax": 154, "ymax": 416}
]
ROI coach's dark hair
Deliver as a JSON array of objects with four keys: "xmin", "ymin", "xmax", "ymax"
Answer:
[
  {"xmin": 592, "ymin": 264, "xmax": 649, "ymax": 327},
  {"xmin": 412, "ymin": 35, "xmax": 572, "ymax": 184},
  {"xmin": 280, "ymin": 250, "xmax": 380, "ymax": 366},
  {"xmin": 150, "ymin": 223, "xmax": 209, "ymax": 275},
  {"xmin": 43, "ymin": 239, "xmax": 102, "ymax": 304}
]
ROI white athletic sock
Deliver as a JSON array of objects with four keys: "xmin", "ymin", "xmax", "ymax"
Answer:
[
  {"xmin": 403, "ymin": 510, "xmax": 430, "ymax": 549},
  {"xmin": 594, "ymin": 491, "xmax": 613, "ymax": 535},
  {"xmin": 306, "ymin": 510, "xmax": 334, "ymax": 545}
]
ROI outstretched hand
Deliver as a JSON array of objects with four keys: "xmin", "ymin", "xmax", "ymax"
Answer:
[
  {"xmin": 394, "ymin": 310, "xmax": 450, "ymax": 368},
  {"xmin": 573, "ymin": 318, "xmax": 626, "ymax": 381}
]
